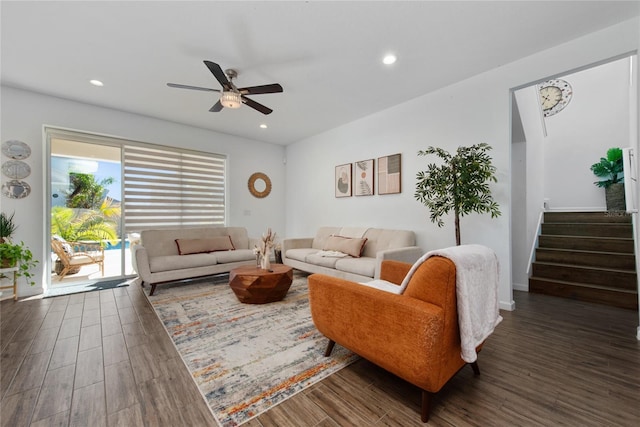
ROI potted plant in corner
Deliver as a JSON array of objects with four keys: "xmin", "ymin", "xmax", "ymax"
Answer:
[
  {"xmin": 0, "ymin": 241, "xmax": 38, "ymax": 286},
  {"xmin": 1, "ymin": 211, "xmax": 18, "ymax": 243},
  {"xmin": 1, "ymin": 211, "xmax": 39, "ymax": 286},
  {"xmin": 415, "ymin": 143, "xmax": 501, "ymax": 246},
  {"xmin": 590, "ymin": 147, "xmax": 625, "ymax": 211}
]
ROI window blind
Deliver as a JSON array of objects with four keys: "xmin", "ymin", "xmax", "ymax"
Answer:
[{"xmin": 123, "ymin": 145, "xmax": 226, "ymax": 232}]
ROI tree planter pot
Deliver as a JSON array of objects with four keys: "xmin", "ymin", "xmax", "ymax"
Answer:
[
  {"xmin": 54, "ymin": 259, "xmax": 81, "ymax": 276},
  {"xmin": 605, "ymin": 183, "xmax": 626, "ymax": 211}
]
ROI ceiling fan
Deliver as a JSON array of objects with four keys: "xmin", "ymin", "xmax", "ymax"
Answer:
[{"xmin": 167, "ymin": 60, "xmax": 283, "ymax": 115}]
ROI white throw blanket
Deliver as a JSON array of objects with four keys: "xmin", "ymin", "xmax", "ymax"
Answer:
[
  {"xmin": 316, "ymin": 250, "xmax": 349, "ymax": 258},
  {"xmin": 400, "ymin": 244, "xmax": 503, "ymax": 363}
]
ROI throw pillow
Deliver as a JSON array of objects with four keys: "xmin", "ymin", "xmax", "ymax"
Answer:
[
  {"xmin": 175, "ymin": 236, "xmax": 235, "ymax": 255},
  {"xmin": 52, "ymin": 235, "xmax": 74, "ymax": 257},
  {"xmin": 322, "ymin": 235, "xmax": 367, "ymax": 258}
]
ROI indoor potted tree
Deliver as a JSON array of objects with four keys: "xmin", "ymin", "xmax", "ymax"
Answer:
[
  {"xmin": 590, "ymin": 147, "xmax": 625, "ymax": 211},
  {"xmin": 415, "ymin": 143, "xmax": 501, "ymax": 246}
]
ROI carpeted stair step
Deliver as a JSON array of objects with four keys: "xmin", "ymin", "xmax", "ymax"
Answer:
[
  {"xmin": 535, "ymin": 248, "xmax": 636, "ymax": 270},
  {"xmin": 538, "ymin": 235, "xmax": 634, "ymax": 254},
  {"xmin": 531, "ymin": 262, "xmax": 636, "ymax": 291},
  {"xmin": 541, "ymin": 223, "xmax": 632, "ymax": 238},
  {"xmin": 528, "ymin": 277, "xmax": 638, "ymax": 310}
]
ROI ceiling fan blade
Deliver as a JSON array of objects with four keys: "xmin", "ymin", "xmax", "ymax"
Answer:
[
  {"xmin": 241, "ymin": 96, "xmax": 273, "ymax": 115},
  {"xmin": 204, "ymin": 60, "xmax": 230, "ymax": 90},
  {"xmin": 167, "ymin": 83, "xmax": 220, "ymax": 92},
  {"xmin": 209, "ymin": 100, "xmax": 223, "ymax": 112},
  {"xmin": 238, "ymin": 83, "xmax": 283, "ymax": 95}
]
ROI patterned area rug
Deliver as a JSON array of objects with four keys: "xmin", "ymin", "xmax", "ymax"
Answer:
[{"xmin": 145, "ymin": 272, "xmax": 359, "ymax": 426}]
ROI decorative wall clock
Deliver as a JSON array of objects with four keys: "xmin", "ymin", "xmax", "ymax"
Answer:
[
  {"xmin": 539, "ymin": 79, "xmax": 572, "ymax": 117},
  {"xmin": 248, "ymin": 172, "xmax": 272, "ymax": 198}
]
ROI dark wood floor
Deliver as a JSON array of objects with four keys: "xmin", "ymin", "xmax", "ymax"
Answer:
[{"xmin": 1, "ymin": 280, "xmax": 639, "ymax": 426}]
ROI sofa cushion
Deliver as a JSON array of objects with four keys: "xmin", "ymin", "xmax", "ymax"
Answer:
[
  {"xmin": 359, "ymin": 279, "xmax": 403, "ymax": 294},
  {"xmin": 335, "ymin": 257, "xmax": 376, "ymax": 278},
  {"xmin": 141, "ymin": 227, "xmax": 250, "ymax": 257},
  {"xmin": 305, "ymin": 253, "xmax": 341, "ymax": 269},
  {"xmin": 323, "ymin": 236, "xmax": 367, "ymax": 257},
  {"xmin": 361, "ymin": 228, "xmax": 416, "ymax": 258},
  {"xmin": 52, "ymin": 235, "xmax": 74, "ymax": 257},
  {"xmin": 310, "ymin": 227, "xmax": 342, "ymax": 249},
  {"xmin": 175, "ymin": 236, "xmax": 235, "ymax": 255},
  {"xmin": 214, "ymin": 249, "xmax": 255, "ymax": 263},
  {"xmin": 149, "ymin": 254, "xmax": 217, "ymax": 273},
  {"xmin": 285, "ymin": 248, "xmax": 318, "ymax": 262}
]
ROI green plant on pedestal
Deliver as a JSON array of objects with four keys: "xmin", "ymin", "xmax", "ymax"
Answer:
[
  {"xmin": 415, "ymin": 143, "xmax": 501, "ymax": 246},
  {"xmin": 590, "ymin": 147, "xmax": 625, "ymax": 211},
  {"xmin": 0, "ymin": 241, "xmax": 38, "ymax": 286}
]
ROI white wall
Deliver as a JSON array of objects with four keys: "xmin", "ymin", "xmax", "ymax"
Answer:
[
  {"xmin": 543, "ymin": 57, "xmax": 632, "ymax": 211},
  {"xmin": 510, "ymin": 56, "xmax": 634, "ymax": 289},
  {"xmin": 285, "ymin": 17, "xmax": 640, "ymax": 311},
  {"xmin": 515, "ymin": 85, "xmax": 547, "ymax": 290},
  {"xmin": 0, "ymin": 86, "xmax": 286, "ymax": 297}
]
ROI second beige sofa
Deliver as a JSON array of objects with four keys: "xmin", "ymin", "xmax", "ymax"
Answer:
[{"xmin": 282, "ymin": 226, "xmax": 422, "ymax": 282}]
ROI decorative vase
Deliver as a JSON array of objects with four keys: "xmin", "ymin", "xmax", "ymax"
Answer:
[
  {"xmin": 605, "ymin": 183, "xmax": 625, "ymax": 211},
  {"xmin": 260, "ymin": 250, "xmax": 271, "ymax": 270}
]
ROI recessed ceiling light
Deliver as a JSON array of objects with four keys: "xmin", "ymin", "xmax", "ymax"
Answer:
[
  {"xmin": 382, "ymin": 54, "xmax": 397, "ymax": 65},
  {"xmin": 89, "ymin": 79, "xmax": 104, "ymax": 87},
  {"xmin": 260, "ymin": 124, "xmax": 268, "ymax": 129}
]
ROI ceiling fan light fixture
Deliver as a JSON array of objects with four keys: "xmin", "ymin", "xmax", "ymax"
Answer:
[{"xmin": 220, "ymin": 91, "xmax": 242, "ymax": 109}]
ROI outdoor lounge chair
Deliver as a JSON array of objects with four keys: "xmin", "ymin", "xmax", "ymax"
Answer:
[{"xmin": 51, "ymin": 238, "xmax": 105, "ymax": 280}]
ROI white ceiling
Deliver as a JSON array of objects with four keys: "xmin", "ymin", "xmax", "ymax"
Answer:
[{"xmin": 2, "ymin": 1, "xmax": 639, "ymax": 145}]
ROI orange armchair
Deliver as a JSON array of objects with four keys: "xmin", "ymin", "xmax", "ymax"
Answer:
[{"xmin": 308, "ymin": 257, "xmax": 481, "ymax": 422}]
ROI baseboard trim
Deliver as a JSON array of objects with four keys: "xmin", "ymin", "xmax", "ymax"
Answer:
[
  {"xmin": 513, "ymin": 282, "xmax": 529, "ymax": 292},
  {"xmin": 500, "ymin": 300, "xmax": 516, "ymax": 311}
]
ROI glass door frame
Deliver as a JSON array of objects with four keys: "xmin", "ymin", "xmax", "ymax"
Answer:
[{"xmin": 45, "ymin": 126, "xmax": 129, "ymax": 290}]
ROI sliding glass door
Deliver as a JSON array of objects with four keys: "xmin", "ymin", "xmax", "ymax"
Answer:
[
  {"xmin": 46, "ymin": 126, "xmax": 227, "ymax": 290},
  {"xmin": 49, "ymin": 135, "xmax": 130, "ymax": 287}
]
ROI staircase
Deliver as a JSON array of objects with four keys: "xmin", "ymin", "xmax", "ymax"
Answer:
[{"xmin": 529, "ymin": 212, "xmax": 638, "ymax": 310}]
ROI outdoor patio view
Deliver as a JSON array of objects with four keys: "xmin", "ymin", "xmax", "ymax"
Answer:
[{"xmin": 50, "ymin": 140, "xmax": 134, "ymax": 287}]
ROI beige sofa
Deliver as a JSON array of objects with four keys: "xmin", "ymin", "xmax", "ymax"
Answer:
[
  {"xmin": 282, "ymin": 227, "xmax": 422, "ymax": 282},
  {"xmin": 132, "ymin": 227, "xmax": 257, "ymax": 295}
]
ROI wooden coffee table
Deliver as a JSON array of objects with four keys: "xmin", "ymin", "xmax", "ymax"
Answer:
[{"xmin": 229, "ymin": 264, "xmax": 294, "ymax": 304}]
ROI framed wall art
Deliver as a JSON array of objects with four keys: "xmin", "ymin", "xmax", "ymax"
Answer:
[
  {"xmin": 377, "ymin": 153, "xmax": 401, "ymax": 195},
  {"xmin": 354, "ymin": 159, "xmax": 374, "ymax": 196},
  {"xmin": 335, "ymin": 163, "xmax": 352, "ymax": 197}
]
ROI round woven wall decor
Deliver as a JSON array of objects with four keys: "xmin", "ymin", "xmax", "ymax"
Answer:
[{"xmin": 248, "ymin": 172, "xmax": 272, "ymax": 198}]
